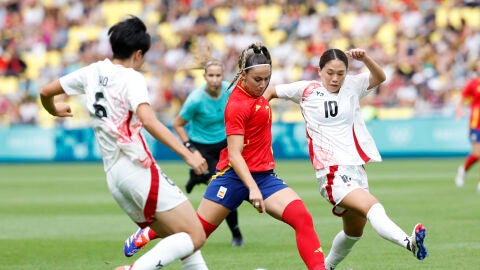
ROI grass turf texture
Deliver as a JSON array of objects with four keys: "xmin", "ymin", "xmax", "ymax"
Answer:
[{"xmin": 1, "ymin": 158, "xmax": 479, "ymax": 269}]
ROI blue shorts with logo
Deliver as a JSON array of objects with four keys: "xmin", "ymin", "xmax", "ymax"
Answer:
[
  {"xmin": 204, "ymin": 167, "xmax": 289, "ymax": 211},
  {"xmin": 470, "ymin": 129, "xmax": 480, "ymax": 142}
]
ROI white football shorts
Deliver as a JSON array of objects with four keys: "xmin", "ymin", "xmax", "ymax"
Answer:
[
  {"xmin": 106, "ymin": 155, "xmax": 188, "ymax": 224},
  {"xmin": 316, "ymin": 165, "xmax": 370, "ymax": 216}
]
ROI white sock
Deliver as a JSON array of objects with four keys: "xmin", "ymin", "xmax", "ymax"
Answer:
[
  {"xmin": 366, "ymin": 203, "xmax": 410, "ymax": 248},
  {"xmin": 325, "ymin": 230, "xmax": 360, "ymax": 269},
  {"xmin": 131, "ymin": 232, "xmax": 194, "ymax": 270},
  {"xmin": 181, "ymin": 250, "xmax": 209, "ymax": 270}
]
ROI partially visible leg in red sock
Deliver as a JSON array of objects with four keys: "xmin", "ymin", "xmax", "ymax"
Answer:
[
  {"xmin": 197, "ymin": 213, "xmax": 218, "ymax": 238},
  {"xmin": 282, "ymin": 199, "xmax": 325, "ymax": 270},
  {"xmin": 146, "ymin": 227, "xmax": 158, "ymax": 240},
  {"xmin": 464, "ymin": 154, "xmax": 479, "ymax": 171}
]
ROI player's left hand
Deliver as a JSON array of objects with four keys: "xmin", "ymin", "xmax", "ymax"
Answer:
[{"xmin": 346, "ymin": 48, "xmax": 366, "ymax": 61}]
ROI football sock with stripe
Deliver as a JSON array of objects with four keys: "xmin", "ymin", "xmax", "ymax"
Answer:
[
  {"xmin": 282, "ymin": 199, "xmax": 325, "ymax": 270},
  {"xmin": 197, "ymin": 213, "xmax": 218, "ymax": 238},
  {"xmin": 464, "ymin": 154, "xmax": 479, "ymax": 171}
]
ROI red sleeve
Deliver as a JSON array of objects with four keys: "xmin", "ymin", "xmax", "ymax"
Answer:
[
  {"xmin": 462, "ymin": 79, "xmax": 477, "ymax": 99},
  {"xmin": 224, "ymin": 94, "xmax": 249, "ymax": 136}
]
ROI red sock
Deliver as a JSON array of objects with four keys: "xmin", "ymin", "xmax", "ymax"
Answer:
[
  {"xmin": 282, "ymin": 199, "xmax": 325, "ymax": 270},
  {"xmin": 197, "ymin": 213, "xmax": 218, "ymax": 238},
  {"xmin": 146, "ymin": 227, "xmax": 158, "ymax": 240},
  {"xmin": 464, "ymin": 155, "xmax": 479, "ymax": 171}
]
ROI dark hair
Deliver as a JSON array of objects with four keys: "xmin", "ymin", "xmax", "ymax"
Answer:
[
  {"xmin": 108, "ymin": 15, "xmax": 151, "ymax": 60},
  {"xmin": 228, "ymin": 43, "xmax": 272, "ymax": 90},
  {"xmin": 319, "ymin": 48, "xmax": 348, "ymax": 70}
]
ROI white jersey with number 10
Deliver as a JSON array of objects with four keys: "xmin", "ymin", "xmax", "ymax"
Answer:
[{"xmin": 275, "ymin": 72, "xmax": 381, "ymax": 170}]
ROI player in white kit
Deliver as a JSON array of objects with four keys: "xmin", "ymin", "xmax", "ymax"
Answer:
[
  {"xmin": 39, "ymin": 16, "xmax": 209, "ymax": 270},
  {"xmin": 264, "ymin": 48, "xmax": 428, "ymax": 269}
]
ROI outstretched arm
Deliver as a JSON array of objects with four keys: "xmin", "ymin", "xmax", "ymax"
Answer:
[
  {"xmin": 137, "ymin": 103, "xmax": 207, "ymax": 174},
  {"xmin": 346, "ymin": 48, "xmax": 386, "ymax": 89},
  {"xmin": 263, "ymin": 86, "xmax": 278, "ymax": 101}
]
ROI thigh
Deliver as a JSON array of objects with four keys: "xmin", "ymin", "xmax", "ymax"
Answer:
[
  {"xmin": 339, "ymin": 188, "xmax": 378, "ymax": 217},
  {"xmin": 316, "ymin": 165, "xmax": 371, "ymax": 216},
  {"xmin": 151, "ymin": 199, "xmax": 202, "ymax": 238},
  {"xmin": 204, "ymin": 168, "xmax": 249, "ymax": 211},
  {"xmin": 197, "ymin": 198, "xmax": 231, "ymax": 226},
  {"xmin": 107, "ymin": 156, "xmax": 188, "ymax": 225},
  {"xmin": 472, "ymin": 143, "xmax": 480, "ymax": 156},
  {"xmin": 255, "ymin": 170, "xmax": 290, "ymax": 200},
  {"xmin": 264, "ymin": 187, "xmax": 301, "ymax": 220},
  {"xmin": 106, "ymin": 156, "xmax": 154, "ymax": 223}
]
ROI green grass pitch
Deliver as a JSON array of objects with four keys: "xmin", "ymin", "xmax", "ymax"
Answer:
[{"xmin": 1, "ymin": 158, "xmax": 480, "ymax": 269}]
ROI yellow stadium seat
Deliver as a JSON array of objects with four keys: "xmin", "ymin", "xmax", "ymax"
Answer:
[
  {"xmin": 0, "ymin": 76, "xmax": 19, "ymax": 94},
  {"xmin": 462, "ymin": 7, "xmax": 480, "ymax": 28},
  {"xmin": 213, "ymin": 7, "xmax": 231, "ymax": 27},
  {"xmin": 157, "ymin": 23, "xmax": 180, "ymax": 48},
  {"xmin": 257, "ymin": 4, "xmax": 282, "ymax": 32},
  {"xmin": 206, "ymin": 32, "xmax": 226, "ymax": 53},
  {"xmin": 281, "ymin": 107, "xmax": 303, "ymax": 123},
  {"xmin": 330, "ymin": 37, "xmax": 350, "ymax": 51},
  {"xmin": 448, "ymin": 8, "xmax": 463, "ymax": 30},
  {"xmin": 46, "ymin": 50, "xmax": 62, "ymax": 67},
  {"xmin": 22, "ymin": 52, "xmax": 47, "ymax": 80},
  {"xmin": 64, "ymin": 25, "xmax": 102, "ymax": 54},
  {"xmin": 337, "ymin": 12, "xmax": 355, "ymax": 33},
  {"xmin": 101, "ymin": 1, "xmax": 143, "ymax": 26},
  {"xmin": 376, "ymin": 107, "xmax": 415, "ymax": 119},
  {"xmin": 262, "ymin": 29, "xmax": 287, "ymax": 47},
  {"xmin": 435, "ymin": 7, "xmax": 449, "ymax": 28}
]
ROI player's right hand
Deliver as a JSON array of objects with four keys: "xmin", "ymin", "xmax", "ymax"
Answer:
[
  {"xmin": 188, "ymin": 150, "xmax": 208, "ymax": 175},
  {"xmin": 55, "ymin": 103, "xmax": 73, "ymax": 117}
]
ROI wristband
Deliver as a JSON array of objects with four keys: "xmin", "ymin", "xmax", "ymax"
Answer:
[{"xmin": 183, "ymin": 141, "xmax": 197, "ymax": 152}]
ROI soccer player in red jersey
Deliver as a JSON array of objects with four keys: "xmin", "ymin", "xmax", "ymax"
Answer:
[
  {"xmin": 456, "ymin": 61, "xmax": 480, "ymax": 192},
  {"xmin": 196, "ymin": 43, "xmax": 326, "ymax": 270}
]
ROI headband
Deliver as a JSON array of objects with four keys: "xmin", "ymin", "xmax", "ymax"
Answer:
[{"xmin": 243, "ymin": 63, "xmax": 271, "ymax": 70}]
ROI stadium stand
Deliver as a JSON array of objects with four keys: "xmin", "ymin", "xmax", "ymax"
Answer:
[{"xmin": 0, "ymin": 0, "xmax": 479, "ymax": 127}]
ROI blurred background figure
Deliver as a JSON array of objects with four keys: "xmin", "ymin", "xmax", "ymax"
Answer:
[{"xmin": 455, "ymin": 60, "xmax": 480, "ymax": 192}]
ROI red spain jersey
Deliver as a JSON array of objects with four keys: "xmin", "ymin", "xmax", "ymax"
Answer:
[
  {"xmin": 462, "ymin": 78, "xmax": 480, "ymax": 129},
  {"xmin": 216, "ymin": 83, "xmax": 275, "ymax": 172}
]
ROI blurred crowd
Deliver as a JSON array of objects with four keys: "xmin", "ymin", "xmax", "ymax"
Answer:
[{"xmin": 0, "ymin": 0, "xmax": 479, "ymax": 127}]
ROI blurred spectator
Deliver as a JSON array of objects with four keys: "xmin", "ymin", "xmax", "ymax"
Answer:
[
  {"xmin": 0, "ymin": 41, "xmax": 27, "ymax": 76},
  {"xmin": 0, "ymin": 0, "xmax": 479, "ymax": 127}
]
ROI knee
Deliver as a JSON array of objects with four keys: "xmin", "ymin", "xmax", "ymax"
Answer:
[
  {"xmin": 190, "ymin": 228, "xmax": 206, "ymax": 251},
  {"xmin": 282, "ymin": 200, "xmax": 314, "ymax": 228}
]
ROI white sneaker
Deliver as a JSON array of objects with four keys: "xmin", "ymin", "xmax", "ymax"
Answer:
[{"xmin": 455, "ymin": 165, "xmax": 465, "ymax": 187}]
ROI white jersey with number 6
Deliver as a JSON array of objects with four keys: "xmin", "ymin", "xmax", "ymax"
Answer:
[
  {"xmin": 59, "ymin": 58, "xmax": 153, "ymax": 171},
  {"xmin": 275, "ymin": 72, "xmax": 381, "ymax": 170}
]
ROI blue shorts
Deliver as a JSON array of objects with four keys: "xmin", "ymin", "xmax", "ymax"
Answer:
[
  {"xmin": 204, "ymin": 167, "xmax": 289, "ymax": 211},
  {"xmin": 470, "ymin": 129, "xmax": 480, "ymax": 142}
]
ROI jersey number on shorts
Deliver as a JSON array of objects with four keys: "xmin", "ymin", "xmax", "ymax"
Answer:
[{"xmin": 324, "ymin": 100, "xmax": 338, "ymax": 118}]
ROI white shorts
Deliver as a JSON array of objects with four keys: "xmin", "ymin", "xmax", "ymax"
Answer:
[
  {"xmin": 316, "ymin": 165, "xmax": 369, "ymax": 216},
  {"xmin": 106, "ymin": 155, "xmax": 188, "ymax": 226}
]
